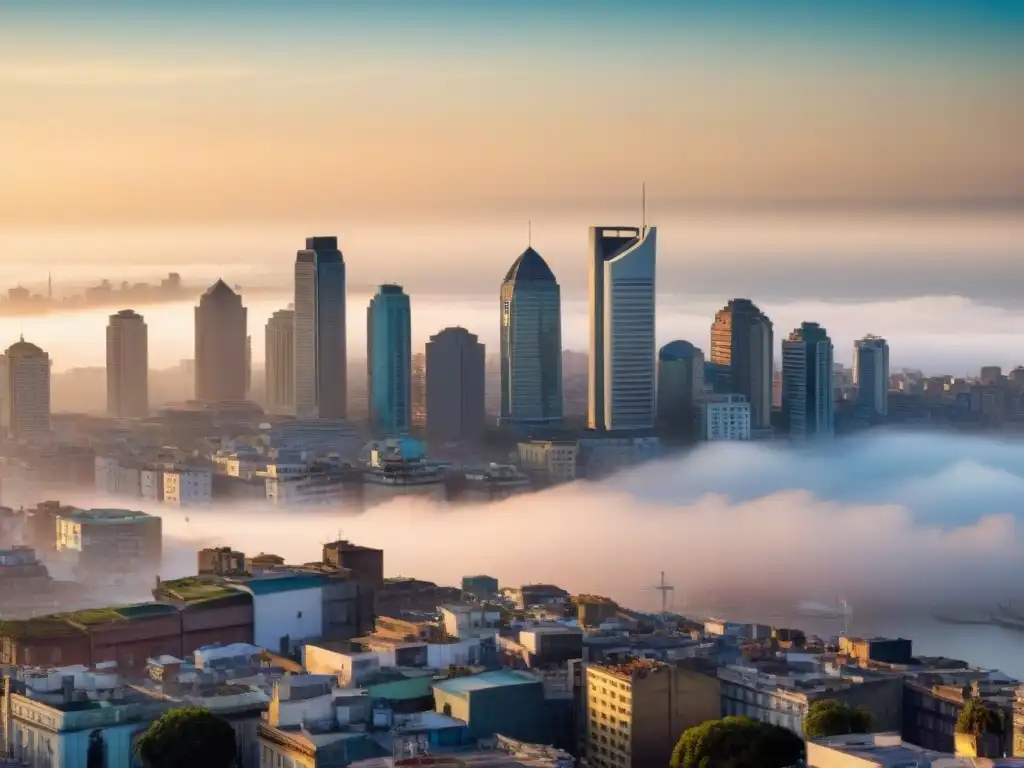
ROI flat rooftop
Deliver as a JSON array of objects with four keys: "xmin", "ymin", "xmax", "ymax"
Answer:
[
  {"xmin": 58, "ymin": 508, "xmax": 156, "ymax": 524},
  {"xmin": 156, "ymin": 576, "xmax": 239, "ymax": 603},
  {"xmin": 433, "ymin": 670, "xmax": 539, "ymax": 697}
]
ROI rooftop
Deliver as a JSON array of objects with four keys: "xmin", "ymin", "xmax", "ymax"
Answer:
[
  {"xmin": 156, "ymin": 576, "xmax": 238, "ymax": 603},
  {"xmin": 593, "ymin": 658, "xmax": 667, "ymax": 680},
  {"xmin": 58, "ymin": 507, "xmax": 155, "ymax": 524},
  {"xmin": 233, "ymin": 573, "xmax": 332, "ymax": 595},
  {"xmin": 502, "ymin": 247, "xmax": 557, "ymax": 285},
  {"xmin": 433, "ymin": 670, "xmax": 540, "ymax": 697},
  {"xmin": 807, "ymin": 732, "xmax": 1024, "ymax": 767}
]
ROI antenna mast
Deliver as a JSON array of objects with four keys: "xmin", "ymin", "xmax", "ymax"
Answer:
[
  {"xmin": 654, "ymin": 570, "xmax": 675, "ymax": 618},
  {"xmin": 528, "ymin": 220, "xmax": 532, "ymax": 247},
  {"xmin": 642, "ymin": 182, "xmax": 647, "ymax": 235}
]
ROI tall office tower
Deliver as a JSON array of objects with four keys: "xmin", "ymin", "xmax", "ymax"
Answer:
[
  {"xmin": 426, "ymin": 326, "xmax": 486, "ymax": 443},
  {"xmin": 782, "ymin": 322, "xmax": 835, "ymax": 438},
  {"xmin": 0, "ymin": 338, "xmax": 51, "ymax": 438},
  {"xmin": 294, "ymin": 236, "xmax": 347, "ymax": 419},
  {"xmin": 588, "ymin": 226, "xmax": 657, "ymax": 431},
  {"xmin": 710, "ymin": 298, "xmax": 773, "ymax": 431},
  {"xmin": 411, "ymin": 352, "xmax": 427, "ymax": 428},
  {"xmin": 657, "ymin": 340, "xmax": 704, "ymax": 434},
  {"xmin": 245, "ymin": 335, "xmax": 252, "ymax": 398},
  {"xmin": 499, "ymin": 246, "xmax": 563, "ymax": 429},
  {"xmin": 106, "ymin": 309, "xmax": 149, "ymax": 417},
  {"xmin": 853, "ymin": 334, "xmax": 890, "ymax": 418},
  {"xmin": 265, "ymin": 308, "xmax": 295, "ymax": 413},
  {"xmin": 194, "ymin": 279, "xmax": 248, "ymax": 403},
  {"xmin": 367, "ymin": 284, "xmax": 411, "ymax": 435}
]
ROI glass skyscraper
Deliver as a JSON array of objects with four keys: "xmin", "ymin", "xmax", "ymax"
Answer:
[
  {"xmin": 782, "ymin": 321, "xmax": 835, "ymax": 438},
  {"xmin": 367, "ymin": 284, "xmax": 412, "ymax": 436},
  {"xmin": 854, "ymin": 335, "xmax": 890, "ymax": 419},
  {"xmin": 710, "ymin": 298, "xmax": 774, "ymax": 431},
  {"xmin": 499, "ymin": 246, "xmax": 563, "ymax": 430},
  {"xmin": 294, "ymin": 236, "xmax": 347, "ymax": 419},
  {"xmin": 588, "ymin": 226, "xmax": 657, "ymax": 432}
]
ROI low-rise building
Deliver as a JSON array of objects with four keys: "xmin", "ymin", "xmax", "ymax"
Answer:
[
  {"xmin": 163, "ymin": 468, "xmax": 213, "ymax": 505},
  {"xmin": 55, "ymin": 507, "xmax": 162, "ymax": 584},
  {"xmin": 584, "ymin": 658, "xmax": 720, "ymax": 768},
  {"xmin": 462, "ymin": 575, "xmax": 499, "ymax": 600},
  {"xmin": 806, "ymin": 731, "xmax": 1024, "ymax": 767},
  {"xmin": 432, "ymin": 669, "xmax": 547, "ymax": 743},
  {"xmin": 516, "ymin": 440, "xmax": 578, "ymax": 484},
  {"xmin": 697, "ymin": 394, "xmax": 752, "ymax": 441},
  {"xmin": 440, "ymin": 605, "xmax": 502, "ymax": 641}
]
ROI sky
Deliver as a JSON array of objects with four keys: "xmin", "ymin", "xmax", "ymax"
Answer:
[{"xmin": 0, "ymin": 1, "xmax": 1022, "ymax": 227}]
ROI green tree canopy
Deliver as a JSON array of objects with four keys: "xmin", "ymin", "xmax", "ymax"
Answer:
[
  {"xmin": 804, "ymin": 698, "xmax": 875, "ymax": 739},
  {"xmin": 135, "ymin": 707, "xmax": 237, "ymax": 768},
  {"xmin": 670, "ymin": 716, "xmax": 805, "ymax": 768},
  {"xmin": 956, "ymin": 699, "xmax": 1004, "ymax": 736}
]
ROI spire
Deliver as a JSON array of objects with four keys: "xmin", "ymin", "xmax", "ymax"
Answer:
[{"xmin": 528, "ymin": 220, "xmax": 532, "ymax": 247}]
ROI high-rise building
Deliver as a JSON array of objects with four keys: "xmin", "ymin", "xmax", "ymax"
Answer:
[
  {"xmin": 294, "ymin": 236, "xmax": 347, "ymax": 419},
  {"xmin": 782, "ymin": 321, "xmax": 835, "ymax": 438},
  {"xmin": 0, "ymin": 338, "xmax": 51, "ymax": 439},
  {"xmin": 657, "ymin": 340, "xmax": 704, "ymax": 434},
  {"xmin": 367, "ymin": 284, "xmax": 411, "ymax": 435},
  {"xmin": 853, "ymin": 335, "xmax": 890, "ymax": 418},
  {"xmin": 710, "ymin": 298, "xmax": 773, "ymax": 431},
  {"xmin": 426, "ymin": 326, "xmax": 486, "ymax": 443},
  {"xmin": 499, "ymin": 246, "xmax": 563, "ymax": 430},
  {"xmin": 106, "ymin": 309, "xmax": 148, "ymax": 417},
  {"xmin": 194, "ymin": 279, "xmax": 248, "ymax": 403},
  {"xmin": 411, "ymin": 351, "xmax": 427, "ymax": 429},
  {"xmin": 588, "ymin": 226, "xmax": 657, "ymax": 431},
  {"xmin": 265, "ymin": 308, "xmax": 295, "ymax": 413}
]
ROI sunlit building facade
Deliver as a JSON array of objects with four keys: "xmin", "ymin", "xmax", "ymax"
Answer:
[
  {"xmin": 106, "ymin": 309, "xmax": 149, "ymax": 418},
  {"xmin": 265, "ymin": 307, "xmax": 295, "ymax": 414},
  {"xmin": 194, "ymin": 279, "xmax": 247, "ymax": 403},
  {"xmin": 710, "ymin": 298, "xmax": 773, "ymax": 431},
  {"xmin": 588, "ymin": 226, "xmax": 657, "ymax": 432},
  {"xmin": 0, "ymin": 338, "xmax": 51, "ymax": 439},
  {"xmin": 500, "ymin": 246, "xmax": 563, "ymax": 430}
]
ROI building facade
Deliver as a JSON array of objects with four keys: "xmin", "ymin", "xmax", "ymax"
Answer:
[
  {"xmin": 294, "ymin": 236, "xmax": 347, "ymax": 419},
  {"xmin": 264, "ymin": 308, "xmax": 295, "ymax": 414},
  {"xmin": 367, "ymin": 284, "xmax": 412, "ymax": 436},
  {"xmin": 782, "ymin": 322, "xmax": 835, "ymax": 438},
  {"xmin": 162, "ymin": 469, "xmax": 213, "ymax": 505},
  {"xmin": 0, "ymin": 338, "xmax": 51, "ymax": 439},
  {"xmin": 588, "ymin": 227, "xmax": 657, "ymax": 432},
  {"xmin": 697, "ymin": 394, "xmax": 751, "ymax": 441},
  {"xmin": 657, "ymin": 341, "xmax": 704, "ymax": 436},
  {"xmin": 426, "ymin": 326, "xmax": 486, "ymax": 443},
  {"xmin": 194, "ymin": 280, "xmax": 248, "ymax": 403},
  {"xmin": 55, "ymin": 507, "xmax": 162, "ymax": 581},
  {"xmin": 106, "ymin": 309, "xmax": 149, "ymax": 418},
  {"xmin": 854, "ymin": 334, "xmax": 890, "ymax": 419},
  {"xmin": 710, "ymin": 299, "xmax": 773, "ymax": 431},
  {"xmin": 411, "ymin": 351, "xmax": 427, "ymax": 429},
  {"xmin": 500, "ymin": 246, "xmax": 563, "ymax": 430}
]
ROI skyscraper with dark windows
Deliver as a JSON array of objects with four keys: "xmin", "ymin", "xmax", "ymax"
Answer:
[
  {"xmin": 294, "ymin": 236, "xmax": 347, "ymax": 419},
  {"xmin": 710, "ymin": 298, "xmax": 773, "ymax": 431},
  {"xmin": 854, "ymin": 335, "xmax": 890, "ymax": 419},
  {"xmin": 194, "ymin": 280, "xmax": 247, "ymax": 403},
  {"xmin": 427, "ymin": 326, "xmax": 485, "ymax": 443},
  {"xmin": 367, "ymin": 284, "xmax": 411, "ymax": 436},
  {"xmin": 588, "ymin": 226, "xmax": 657, "ymax": 432},
  {"xmin": 657, "ymin": 340, "xmax": 704, "ymax": 435},
  {"xmin": 782, "ymin": 322, "xmax": 835, "ymax": 438},
  {"xmin": 499, "ymin": 246, "xmax": 563, "ymax": 430}
]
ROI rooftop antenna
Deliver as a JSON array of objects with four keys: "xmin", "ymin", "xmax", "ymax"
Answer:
[
  {"xmin": 528, "ymin": 220, "xmax": 532, "ymax": 247},
  {"xmin": 654, "ymin": 570, "xmax": 675, "ymax": 619}
]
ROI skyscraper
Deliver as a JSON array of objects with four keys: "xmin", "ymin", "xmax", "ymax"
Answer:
[
  {"xmin": 782, "ymin": 322, "xmax": 835, "ymax": 438},
  {"xmin": 710, "ymin": 299, "xmax": 773, "ymax": 431},
  {"xmin": 294, "ymin": 236, "xmax": 347, "ymax": 419},
  {"xmin": 0, "ymin": 338, "xmax": 51, "ymax": 439},
  {"xmin": 411, "ymin": 351, "xmax": 427, "ymax": 429},
  {"xmin": 657, "ymin": 341, "xmax": 704, "ymax": 434},
  {"xmin": 854, "ymin": 334, "xmax": 890, "ymax": 418},
  {"xmin": 427, "ymin": 327, "xmax": 486, "ymax": 443},
  {"xmin": 106, "ymin": 309, "xmax": 149, "ymax": 417},
  {"xmin": 265, "ymin": 308, "xmax": 295, "ymax": 414},
  {"xmin": 500, "ymin": 246, "xmax": 563, "ymax": 429},
  {"xmin": 588, "ymin": 226, "xmax": 657, "ymax": 431},
  {"xmin": 194, "ymin": 279, "xmax": 247, "ymax": 403},
  {"xmin": 367, "ymin": 284, "xmax": 411, "ymax": 436}
]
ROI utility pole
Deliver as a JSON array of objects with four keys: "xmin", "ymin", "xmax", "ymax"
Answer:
[{"xmin": 654, "ymin": 571, "xmax": 675, "ymax": 618}]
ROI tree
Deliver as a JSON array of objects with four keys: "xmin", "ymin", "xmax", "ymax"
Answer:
[
  {"xmin": 804, "ymin": 698, "xmax": 875, "ymax": 739},
  {"xmin": 135, "ymin": 707, "xmax": 238, "ymax": 768},
  {"xmin": 670, "ymin": 716, "xmax": 805, "ymax": 768},
  {"xmin": 956, "ymin": 699, "xmax": 1004, "ymax": 736}
]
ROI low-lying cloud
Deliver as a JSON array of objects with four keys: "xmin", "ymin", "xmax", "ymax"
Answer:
[{"xmin": 124, "ymin": 431, "xmax": 1024, "ymax": 620}]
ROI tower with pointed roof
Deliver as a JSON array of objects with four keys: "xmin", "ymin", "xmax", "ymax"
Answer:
[
  {"xmin": 194, "ymin": 279, "xmax": 248, "ymax": 403},
  {"xmin": 499, "ymin": 245, "xmax": 563, "ymax": 430}
]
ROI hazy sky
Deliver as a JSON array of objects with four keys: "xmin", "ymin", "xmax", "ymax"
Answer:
[{"xmin": 1, "ymin": 1, "xmax": 1022, "ymax": 227}]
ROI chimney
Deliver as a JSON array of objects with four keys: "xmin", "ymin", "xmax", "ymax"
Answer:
[{"xmin": 61, "ymin": 675, "xmax": 74, "ymax": 703}]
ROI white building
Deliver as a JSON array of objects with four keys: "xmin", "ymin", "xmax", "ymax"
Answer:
[
  {"xmin": 140, "ymin": 468, "xmax": 164, "ymax": 500},
  {"xmin": 698, "ymin": 394, "xmax": 751, "ymax": 441},
  {"xmin": 163, "ymin": 468, "xmax": 212, "ymax": 505},
  {"xmin": 440, "ymin": 605, "xmax": 502, "ymax": 640},
  {"xmin": 106, "ymin": 309, "xmax": 149, "ymax": 418},
  {"xmin": 588, "ymin": 226, "xmax": 657, "ymax": 431},
  {"xmin": 0, "ymin": 338, "xmax": 51, "ymax": 439},
  {"xmin": 233, "ymin": 573, "xmax": 328, "ymax": 654}
]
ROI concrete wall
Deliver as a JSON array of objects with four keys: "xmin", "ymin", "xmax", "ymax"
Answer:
[{"xmin": 252, "ymin": 588, "xmax": 323, "ymax": 653}]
